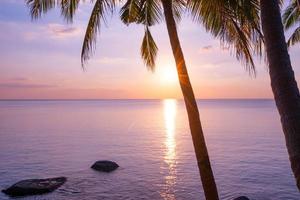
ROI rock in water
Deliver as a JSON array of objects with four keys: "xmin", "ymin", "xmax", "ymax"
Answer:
[
  {"xmin": 2, "ymin": 177, "xmax": 67, "ymax": 197},
  {"xmin": 233, "ymin": 196, "xmax": 250, "ymax": 200},
  {"xmin": 91, "ymin": 160, "xmax": 119, "ymax": 172}
]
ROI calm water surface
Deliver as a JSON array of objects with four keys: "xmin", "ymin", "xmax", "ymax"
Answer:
[{"xmin": 0, "ymin": 100, "xmax": 298, "ymax": 199}]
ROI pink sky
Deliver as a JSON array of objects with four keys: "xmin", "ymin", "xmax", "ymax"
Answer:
[{"xmin": 0, "ymin": 1, "xmax": 299, "ymax": 99}]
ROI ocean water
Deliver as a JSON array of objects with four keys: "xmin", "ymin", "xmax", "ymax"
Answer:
[{"xmin": 0, "ymin": 99, "xmax": 298, "ymax": 200}]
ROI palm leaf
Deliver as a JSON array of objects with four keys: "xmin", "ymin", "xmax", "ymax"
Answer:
[
  {"xmin": 138, "ymin": 0, "xmax": 162, "ymax": 26},
  {"xmin": 188, "ymin": 0, "xmax": 263, "ymax": 74},
  {"xmin": 60, "ymin": 0, "xmax": 81, "ymax": 23},
  {"xmin": 26, "ymin": 0, "xmax": 56, "ymax": 19},
  {"xmin": 120, "ymin": 0, "xmax": 161, "ymax": 71},
  {"xmin": 283, "ymin": 0, "xmax": 300, "ymax": 47},
  {"xmin": 120, "ymin": 0, "xmax": 141, "ymax": 25},
  {"xmin": 283, "ymin": 0, "xmax": 300, "ymax": 30},
  {"xmin": 141, "ymin": 27, "xmax": 158, "ymax": 70},
  {"xmin": 172, "ymin": 0, "xmax": 186, "ymax": 22},
  {"xmin": 287, "ymin": 26, "xmax": 300, "ymax": 46},
  {"xmin": 81, "ymin": 0, "xmax": 116, "ymax": 66}
]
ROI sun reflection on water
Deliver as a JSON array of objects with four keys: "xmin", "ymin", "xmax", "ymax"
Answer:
[{"xmin": 161, "ymin": 99, "xmax": 177, "ymax": 200}]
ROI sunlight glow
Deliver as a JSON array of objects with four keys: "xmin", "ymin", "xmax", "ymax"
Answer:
[
  {"xmin": 159, "ymin": 65, "xmax": 178, "ymax": 85},
  {"xmin": 161, "ymin": 99, "xmax": 177, "ymax": 200}
]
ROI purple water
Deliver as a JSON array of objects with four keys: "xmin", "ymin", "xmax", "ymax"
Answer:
[{"xmin": 0, "ymin": 99, "xmax": 298, "ymax": 199}]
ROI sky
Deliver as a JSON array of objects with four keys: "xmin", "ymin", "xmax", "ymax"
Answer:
[{"xmin": 0, "ymin": 0, "xmax": 299, "ymax": 99}]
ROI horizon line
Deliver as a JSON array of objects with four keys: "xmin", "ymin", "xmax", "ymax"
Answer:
[{"xmin": 0, "ymin": 98, "xmax": 274, "ymax": 101}]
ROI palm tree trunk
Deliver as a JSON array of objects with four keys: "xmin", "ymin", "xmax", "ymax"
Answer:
[
  {"xmin": 260, "ymin": 0, "xmax": 300, "ymax": 190},
  {"xmin": 161, "ymin": 0, "xmax": 219, "ymax": 199}
]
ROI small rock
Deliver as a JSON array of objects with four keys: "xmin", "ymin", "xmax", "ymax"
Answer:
[
  {"xmin": 233, "ymin": 196, "xmax": 250, "ymax": 200},
  {"xmin": 2, "ymin": 177, "xmax": 66, "ymax": 197},
  {"xmin": 91, "ymin": 160, "xmax": 119, "ymax": 172}
]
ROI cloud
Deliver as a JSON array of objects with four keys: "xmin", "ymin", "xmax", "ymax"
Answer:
[
  {"xmin": 46, "ymin": 24, "xmax": 82, "ymax": 38},
  {"xmin": 92, "ymin": 57, "xmax": 131, "ymax": 65},
  {"xmin": 202, "ymin": 45, "xmax": 213, "ymax": 51},
  {"xmin": 9, "ymin": 77, "xmax": 30, "ymax": 81},
  {"xmin": 198, "ymin": 45, "xmax": 216, "ymax": 54},
  {"xmin": 1, "ymin": 0, "xmax": 21, "ymax": 3},
  {"xmin": 24, "ymin": 23, "xmax": 83, "ymax": 41},
  {"xmin": 0, "ymin": 82, "xmax": 56, "ymax": 89},
  {"xmin": 0, "ymin": 87, "xmax": 129, "ymax": 99},
  {"xmin": 0, "ymin": 77, "xmax": 56, "ymax": 89},
  {"xmin": 0, "ymin": 21, "xmax": 82, "ymax": 42},
  {"xmin": 198, "ymin": 44, "xmax": 230, "ymax": 55}
]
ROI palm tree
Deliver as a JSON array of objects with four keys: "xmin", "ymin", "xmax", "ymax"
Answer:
[
  {"xmin": 26, "ymin": 0, "xmax": 220, "ymax": 199},
  {"xmin": 188, "ymin": 0, "xmax": 300, "ymax": 190},
  {"xmin": 260, "ymin": 0, "xmax": 300, "ymax": 190},
  {"xmin": 282, "ymin": 0, "xmax": 300, "ymax": 47},
  {"xmin": 121, "ymin": 1, "xmax": 220, "ymax": 198}
]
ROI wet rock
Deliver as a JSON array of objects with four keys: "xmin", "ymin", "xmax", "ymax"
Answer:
[
  {"xmin": 2, "ymin": 177, "xmax": 66, "ymax": 197},
  {"xmin": 233, "ymin": 196, "xmax": 250, "ymax": 200},
  {"xmin": 91, "ymin": 160, "xmax": 119, "ymax": 172}
]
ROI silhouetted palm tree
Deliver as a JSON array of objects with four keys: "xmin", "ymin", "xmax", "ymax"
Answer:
[
  {"xmin": 26, "ymin": 0, "xmax": 220, "ymax": 198},
  {"xmin": 260, "ymin": 0, "xmax": 300, "ymax": 190},
  {"xmin": 120, "ymin": 0, "xmax": 225, "ymax": 198},
  {"xmin": 283, "ymin": 0, "xmax": 300, "ymax": 47},
  {"xmin": 189, "ymin": 0, "xmax": 300, "ymax": 190}
]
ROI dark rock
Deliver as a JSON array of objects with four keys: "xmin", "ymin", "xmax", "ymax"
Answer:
[
  {"xmin": 91, "ymin": 160, "xmax": 119, "ymax": 172},
  {"xmin": 233, "ymin": 196, "xmax": 250, "ymax": 200},
  {"xmin": 2, "ymin": 177, "xmax": 66, "ymax": 197}
]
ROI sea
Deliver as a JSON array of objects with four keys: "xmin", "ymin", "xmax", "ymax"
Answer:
[{"xmin": 0, "ymin": 99, "xmax": 299, "ymax": 200}]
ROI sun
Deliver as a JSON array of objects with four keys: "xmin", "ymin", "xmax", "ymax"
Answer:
[{"xmin": 159, "ymin": 65, "xmax": 178, "ymax": 84}]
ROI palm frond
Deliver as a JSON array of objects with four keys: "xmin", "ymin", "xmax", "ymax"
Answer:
[
  {"xmin": 26, "ymin": 0, "xmax": 56, "ymax": 19},
  {"xmin": 283, "ymin": 0, "xmax": 300, "ymax": 30},
  {"xmin": 141, "ymin": 27, "xmax": 158, "ymax": 71},
  {"xmin": 172, "ymin": 0, "xmax": 186, "ymax": 22},
  {"xmin": 81, "ymin": 0, "xmax": 116, "ymax": 66},
  {"xmin": 60, "ymin": 0, "xmax": 81, "ymax": 23},
  {"xmin": 138, "ymin": 0, "xmax": 162, "ymax": 26},
  {"xmin": 187, "ymin": 0, "xmax": 263, "ymax": 74},
  {"xmin": 283, "ymin": 0, "xmax": 300, "ymax": 47},
  {"xmin": 120, "ymin": 0, "xmax": 141, "ymax": 25},
  {"xmin": 287, "ymin": 26, "xmax": 300, "ymax": 46},
  {"xmin": 120, "ymin": 0, "xmax": 160, "ymax": 71}
]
